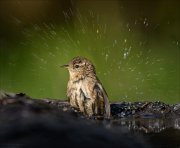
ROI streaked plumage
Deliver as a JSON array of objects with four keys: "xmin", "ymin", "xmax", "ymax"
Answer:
[{"xmin": 62, "ymin": 57, "xmax": 110, "ymax": 118}]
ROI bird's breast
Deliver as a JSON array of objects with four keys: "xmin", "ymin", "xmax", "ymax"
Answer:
[{"xmin": 69, "ymin": 79, "xmax": 92, "ymax": 98}]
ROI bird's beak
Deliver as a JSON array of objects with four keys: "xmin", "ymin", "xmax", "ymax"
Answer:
[{"xmin": 60, "ymin": 64, "xmax": 69, "ymax": 68}]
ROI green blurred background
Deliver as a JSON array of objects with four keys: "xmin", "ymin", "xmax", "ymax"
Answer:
[{"xmin": 0, "ymin": 0, "xmax": 179, "ymax": 103}]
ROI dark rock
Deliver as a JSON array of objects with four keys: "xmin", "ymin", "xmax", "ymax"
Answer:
[{"xmin": 0, "ymin": 92, "xmax": 148, "ymax": 148}]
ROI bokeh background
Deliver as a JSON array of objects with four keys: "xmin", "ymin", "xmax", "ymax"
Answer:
[{"xmin": 0, "ymin": 0, "xmax": 179, "ymax": 103}]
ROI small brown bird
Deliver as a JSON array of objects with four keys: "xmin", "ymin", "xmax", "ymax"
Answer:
[{"xmin": 61, "ymin": 57, "xmax": 110, "ymax": 118}]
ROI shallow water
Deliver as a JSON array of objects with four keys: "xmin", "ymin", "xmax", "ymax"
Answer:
[
  {"xmin": 99, "ymin": 117, "xmax": 180, "ymax": 147},
  {"xmin": 112, "ymin": 121, "xmax": 180, "ymax": 147},
  {"xmin": 110, "ymin": 118, "xmax": 180, "ymax": 133}
]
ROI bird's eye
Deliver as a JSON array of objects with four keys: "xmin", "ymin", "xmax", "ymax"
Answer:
[{"xmin": 75, "ymin": 65, "xmax": 79, "ymax": 68}]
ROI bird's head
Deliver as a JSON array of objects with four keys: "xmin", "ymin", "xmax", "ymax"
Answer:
[{"xmin": 61, "ymin": 57, "xmax": 96, "ymax": 81}]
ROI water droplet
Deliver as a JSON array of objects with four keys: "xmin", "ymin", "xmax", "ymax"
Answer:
[
  {"xmin": 123, "ymin": 53, "xmax": 127, "ymax": 59},
  {"xmin": 105, "ymin": 54, "xmax": 109, "ymax": 61}
]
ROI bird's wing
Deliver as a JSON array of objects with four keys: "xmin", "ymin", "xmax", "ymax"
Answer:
[{"xmin": 95, "ymin": 83, "xmax": 111, "ymax": 119}]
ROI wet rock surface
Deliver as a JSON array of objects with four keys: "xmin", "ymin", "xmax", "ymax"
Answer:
[
  {"xmin": 111, "ymin": 101, "xmax": 180, "ymax": 118},
  {"xmin": 0, "ymin": 91, "xmax": 180, "ymax": 148}
]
